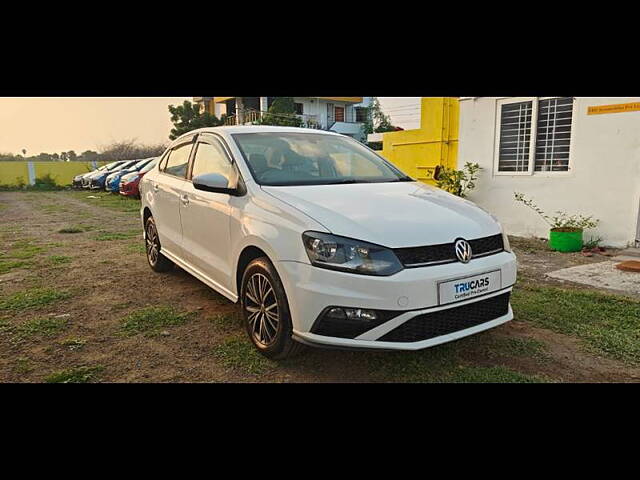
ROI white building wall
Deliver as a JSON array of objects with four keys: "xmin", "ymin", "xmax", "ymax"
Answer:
[{"xmin": 458, "ymin": 97, "xmax": 640, "ymax": 247}]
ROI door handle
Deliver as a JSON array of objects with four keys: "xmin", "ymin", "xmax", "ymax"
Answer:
[
  {"xmin": 181, "ymin": 194, "xmax": 190, "ymax": 206},
  {"xmin": 153, "ymin": 183, "xmax": 159, "ymax": 193}
]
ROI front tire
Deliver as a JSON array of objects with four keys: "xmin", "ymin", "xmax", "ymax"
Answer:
[
  {"xmin": 145, "ymin": 216, "xmax": 173, "ymax": 273},
  {"xmin": 240, "ymin": 257, "xmax": 305, "ymax": 359}
]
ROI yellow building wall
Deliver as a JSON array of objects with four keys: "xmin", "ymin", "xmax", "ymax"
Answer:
[
  {"xmin": 0, "ymin": 162, "xmax": 30, "ymax": 186},
  {"xmin": 378, "ymin": 97, "xmax": 459, "ymax": 186}
]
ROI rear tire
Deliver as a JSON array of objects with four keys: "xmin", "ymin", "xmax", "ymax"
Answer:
[
  {"xmin": 240, "ymin": 257, "xmax": 305, "ymax": 359},
  {"xmin": 145, "ymin": 216, "xmax": 173, "ymax": 273}
]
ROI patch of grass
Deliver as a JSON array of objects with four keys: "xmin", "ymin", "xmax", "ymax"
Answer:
[
  {"xmin": 448, "ymin": 365, "xmax": 543, "ymax": 383},
  {"xmin": 47, "ymin": 255, "xmax": 72, "ymax": 265},
  {"xmin": 7, "ymin": 241, "xmax": 44, "ymax": 259},
  {"xmin": 212, "ymin": 337, "xmax": 276, "ymax": 375},
  {"xmin": 120, "ymin": 306, "xmax": 194, "ymax": 336},
  {"xmin": 59, "ymin": 337, "xmax": 86, "ymax": 350},
  {"xmin": 208, "ymin": 312, "xmax": 242, "ymax": 330},
  {"xmin": 368, "ymin": 337, "xmax": 544, "ymax": 383},
  {"xmin": 15, "ymin": 357, "xmax": 35, "ymax": 374},
  {"xmin": 126, "ymin": 243, "xmax": 146, "ymax": 255},
  {"xmin": 14, "ymin": 316, "xmax": 69, "ymax": 340},
  {"xmin": 0, "ymin": 260, "xmax": 28, "ymax": 274},
  {"xmin": 0, "ymin": 288, "xmax": 71, "ymax": 312},
  {"xmin": 512, "ymin": 282, "xmax": 640, "ymax": 365},
  {"xmin": 58, "ymin": 226, "xmax": 84, "ymax": 234},
  {"xmin": 45, "ymin": 365, "xmax": 104, "ymax": 383},
  {"xmin": 485, "ymin": 336, "xmax": 549, "ymax": 361},
  {"xmin": 67, "ymin": 191, "xmax": 141, "ymax": 214},
  {"xmin": 94, "ymin": 230, "xmax": 139, "ymax": 241}
]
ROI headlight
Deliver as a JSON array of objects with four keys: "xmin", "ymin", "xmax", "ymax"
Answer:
[
  {"xmin": 501, "ymin": 225, "xmax": 512, "ymax": 253},
  {"xmin": 302, "ymin": 231, "xmax": 403, "ymax": 276}
]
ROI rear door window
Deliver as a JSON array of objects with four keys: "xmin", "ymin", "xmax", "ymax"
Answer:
[{"xmin": 163, "ymin": 143, "xmax": 193, "ymax": 178}]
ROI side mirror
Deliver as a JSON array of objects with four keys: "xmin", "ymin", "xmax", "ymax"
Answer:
[{"xmin": 192, "ymin": 173, "xmax": 237, "ymax": 194}]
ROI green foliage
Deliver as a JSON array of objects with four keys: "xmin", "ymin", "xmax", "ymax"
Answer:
[
  {"xmin": 514, "ymin": 192, "xmax": 600, "ymax": 231},
  {"xmin": 257, "ymin": 97, "xmax": 302, "ymax": 127},
  {"xmin": 513, "ymin": 282, "xmax": 640, "ymax": 364},
  {"xmin": 436, "ymin": 162, "xmax": 481, "ymax": 197},
  {"xmin": 212, "ymin": 337, "xmax": 277, "ymax": 375},
  {"xmin": 120, "ymin": 306, "xmax": 194, "ymax": 336},
  {"xmin": 46, "ymin": 365, "xmax": 104, "ymax": 383},
  {"xmin": 168, "ymin": 100, "xmax": 224, "ymax": 140},
  {"xmin": 14, "ymin": 316, "xmax": 69, "ymax": 340},
  {"xmin": 367, "ymin": 97, "xmax": 398, "ymax": 134},
  {"xmin": 0, "ymin": 288, "xmax": 71, "ymax": 312},
  {"xmin": 58, "ymin": 226, "xmax": 84, "ymax": 234},
  {"xmin": 28, "ymin": 173, "xmax": 62, "ymax": 190}
]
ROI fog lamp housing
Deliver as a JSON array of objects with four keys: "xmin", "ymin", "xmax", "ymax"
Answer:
[{"xmin": 311, "ymin": 306, "xmax": 401, "ymax": 339}]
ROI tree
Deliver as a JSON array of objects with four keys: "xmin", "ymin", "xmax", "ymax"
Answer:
[
  {"xmin": 21, "ymin": 149, "xmax": 27, "ymax": 156},
  {"xmin": 369, "ymin": 97, "xmax": 397, "ymax": 133},
  {"xmin": 78, "ymin": 150, "xmax": 99, "ymax": 162},
  {"xmin": 168, "ymin": 100, "xmax": 224, "ymax": 140},
  {"xmin": 67, "ymin": 150, "xmax": 77, "ymax": 162},
  {"xmin": 97, "ymin": 139, "xmax": 167, "ymax": 161},
  {"xmin": 60, "ymin": 152, "xmax": 68, "ymax": 162},
  {"xmin": 257, "ymin": 97, "xmax": 302, "ymax": 127}
]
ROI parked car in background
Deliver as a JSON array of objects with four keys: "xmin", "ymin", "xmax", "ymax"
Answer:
[
  {"xmin": 140, "ymin": 126, "xmax": 517, "ymax": 359},
  {"xmin": 86, "ymin": 160, "xmax": 138, "ymax": 190},
  {"xmin": 75, "ymin": 161, "xmax": 126, "ymax": 188},
  {"xmin": 120, "ymin": 158, "xmax": 158, "ymax": 198},
  {"xmin": 105, "ymin": 158, "xmax": 155, "ymax": 193}
]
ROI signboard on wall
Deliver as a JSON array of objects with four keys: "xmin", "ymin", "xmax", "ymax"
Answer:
[{"xmin": 587, "ymin": 102, "xmax": 640, "ymax": 115}]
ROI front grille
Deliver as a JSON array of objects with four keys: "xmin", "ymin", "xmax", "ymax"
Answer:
[
  {"xmin": 394, "ymin": 234, "xmax": 504, "ymax": 267},
  {"xmin": 378, "ymin": 292, "xmax": 510, "ymax": 343}
]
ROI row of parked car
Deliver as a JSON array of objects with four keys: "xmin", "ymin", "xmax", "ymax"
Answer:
[{"xmin": 72, "ymin": 157, "xmax": 158, "ymax": 197}]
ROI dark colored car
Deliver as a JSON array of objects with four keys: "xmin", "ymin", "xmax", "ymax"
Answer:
[
  {"xmin": 74, "ymin": 161, "xmax": 125, "ymax": 189},
  {"xmin": 120, "ymin": 158, "xmax": 158, "ymax": 198},
  {"xmin": 87, "ymin": 160, "xmax": 139, "ymax": 190},
  {"xmin": 105, "ymin": 158, "xmax": 155, "ymax": 193}
]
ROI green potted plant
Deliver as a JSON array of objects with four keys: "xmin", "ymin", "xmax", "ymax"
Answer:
[{"xmin": 514, "ymin": 192, "xmax": 600, "ymax": 252}]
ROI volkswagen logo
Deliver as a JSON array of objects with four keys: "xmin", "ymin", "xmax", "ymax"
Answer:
[{"xmin": 455, "ymin": 239, "xmax": 473, "ymax": 264}]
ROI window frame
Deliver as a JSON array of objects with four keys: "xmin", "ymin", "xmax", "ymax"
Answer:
[
  {"xmin": 187, "ymin": 132, "xmax": 246, "ymax": 195},
  {"xmin": 160, "ymin": 135, "xmax": 197, "ymax": 180},
  {"xmin": 493, "ymin": 97, "xmax": 575, "ymax": 177},
  {"xmin": 187, "ymin": 136, "xmax": 236, "ymax": 182}
]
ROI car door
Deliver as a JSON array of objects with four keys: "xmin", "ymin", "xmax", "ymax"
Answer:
[
  {"xmin": 180, "ymin": 135, "xmax": 238, "ymax": 294},
  {"xmin": 150, "ymin": 138, "xmax": 195, "ymax": 260}
]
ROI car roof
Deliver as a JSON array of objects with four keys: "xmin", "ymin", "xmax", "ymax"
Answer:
[{"xmin": 174, "ymin": 126, "xmax": 343, "ymax": 142}]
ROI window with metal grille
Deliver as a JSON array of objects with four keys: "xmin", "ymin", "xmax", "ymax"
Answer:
[
  {"xmin": 497, "ymin": 101, "xmax": 533, "ymax": 172},
  {"xmin": 495, "ymin": 97, "xmax": 574, "ymax": 175},
  {"xmin": 534, "ymin": 97, "xmax": 573, "ymax": 172}
]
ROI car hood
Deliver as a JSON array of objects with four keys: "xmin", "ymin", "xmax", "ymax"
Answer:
[{"xmin": 261, "ymin": 182, "xmax": 501, "ymax": 248}]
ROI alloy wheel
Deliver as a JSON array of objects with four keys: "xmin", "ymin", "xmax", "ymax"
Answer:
[
  {"xmin": 245, "ymin": 273, "xmax": 280, "ymax": 346},
  {"xmin": 146, "ymin": 222, "xmax": 159, "ymax": 266}
]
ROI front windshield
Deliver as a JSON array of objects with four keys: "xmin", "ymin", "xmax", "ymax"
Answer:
[{"xmin": 232, "ymin": 132, "xmax": 412, "ymax": 187}]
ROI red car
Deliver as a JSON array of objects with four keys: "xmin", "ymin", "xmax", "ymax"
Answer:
[{"xmin": 119, "ymin": 158, "xmax": 158, "ymax": 198}]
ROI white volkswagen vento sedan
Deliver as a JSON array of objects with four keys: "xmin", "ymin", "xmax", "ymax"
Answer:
[{"xmin": 140, "ymin": 126, "xmax": 517, "ymax": 358}]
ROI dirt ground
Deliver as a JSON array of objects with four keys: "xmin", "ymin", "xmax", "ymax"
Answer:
[{"xmin": 0, "ymin": 191, "xmax": 638, "ymax": 383}]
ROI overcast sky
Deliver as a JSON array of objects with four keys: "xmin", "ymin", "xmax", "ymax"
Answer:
[{"xmin": 0, "ymin": 97, "xmax": 422, "ymax": 155}]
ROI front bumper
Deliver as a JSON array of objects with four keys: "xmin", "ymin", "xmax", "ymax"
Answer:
[{"xmin": 279, "ymin": 251, "xmax": 517, "ymax": 351}]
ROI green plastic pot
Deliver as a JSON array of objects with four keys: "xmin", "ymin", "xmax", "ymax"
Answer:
[{"xmin": 549, "ymin": 229, "xmax": 583, "ymax": 252}]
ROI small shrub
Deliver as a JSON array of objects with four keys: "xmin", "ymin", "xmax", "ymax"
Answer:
[
  {"xmin": 121, "ymin": 306, "xmax": 193, "ymax": 336},
  {"xmin": 436, "ymin": 162, "xmax": 481, "ymax": 198},
  {"xmin": 514, "ymin": 192, "xmax": 599, "ymax": 231},
  {"xmin": 45, "ymin": 365, "xmax": 104, "ymax": 383}
]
